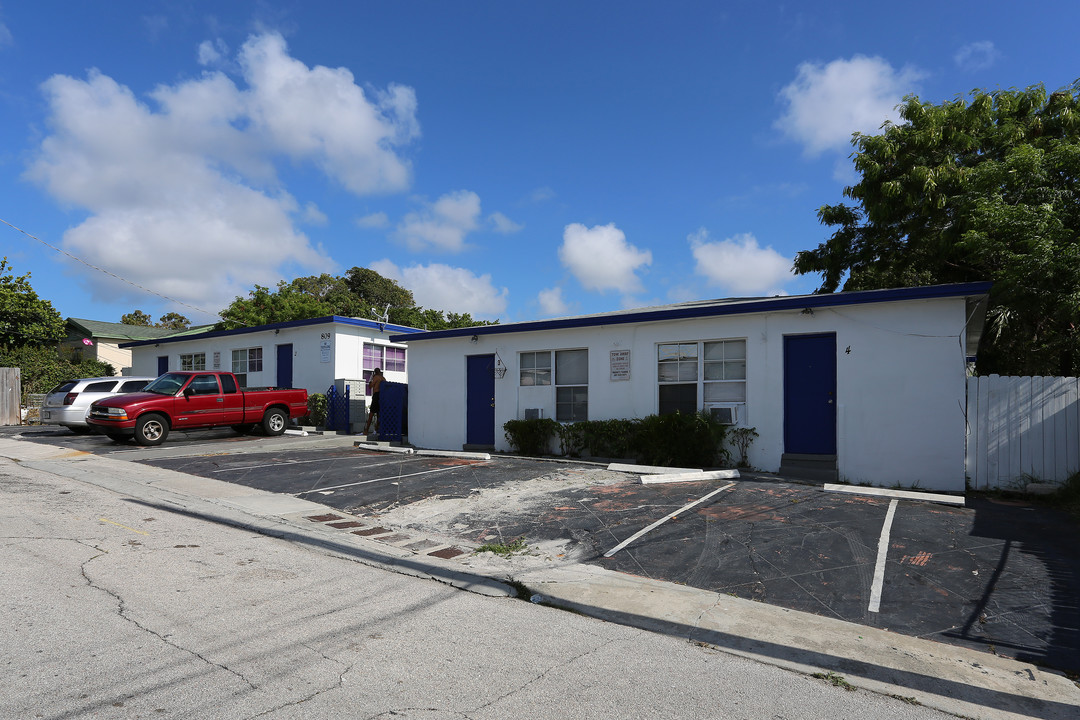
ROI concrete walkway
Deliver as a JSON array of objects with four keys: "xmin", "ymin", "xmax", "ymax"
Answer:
[{"xmin": 3, "ymin": 436, "xmax": 1077, "ymax": 720}]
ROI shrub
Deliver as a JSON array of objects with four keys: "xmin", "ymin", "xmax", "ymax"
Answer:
[
  {"xmin": 503, "ymin": 418, "xmax": 559, "ymax": 456},
  {"xmin": 579, "ymin": 418, "xmax": 639, "ymax": 459},
  {"xmin": 0, "ymin": 345, "xmax": 115, "ymax": 403},
  {"xmin": 556, "ymin": 422, "xmax": 587, "ymax": 457},
  {"xmin": 728, "ymin": 426, "xmax": 759, "ymax": 468},
  {"xmin": 630, "ymin": 411, "xmax": 729, "ymax": 468},
  {"xmin": 304, "ymin": 392, "xmax": 328, "ymax": 427}
]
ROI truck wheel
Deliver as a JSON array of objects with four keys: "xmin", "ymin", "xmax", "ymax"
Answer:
[
  {"xmin": 231, "ymin": 424, "xmax": 256, "ymax": 435},
  {"xmin": 262, "ymin": 408, "xmax": 287, "ymax": 436},
  {"xmin": 134, "ymin": 414, "xmax": 169, "ymax": 446}
]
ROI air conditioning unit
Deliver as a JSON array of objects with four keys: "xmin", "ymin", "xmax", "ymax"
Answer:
[
  {"xmin": 706, "ymin": 403, "xmax": 741, "ymax": 425},
  {"xmin": 524, "ymin": 408, "xmax": 544, "ymax": 420}
]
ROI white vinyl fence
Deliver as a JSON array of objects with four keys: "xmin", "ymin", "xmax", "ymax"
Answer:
[{"xmin": 966, "ymin": 375, "xmax": 1080, "ymax": 490}]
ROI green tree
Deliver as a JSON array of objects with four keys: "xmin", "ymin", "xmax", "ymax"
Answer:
[
  {"xmin": 795, "ymin": 81, "xmax": 1080, "ymax": 376},
  {"xmin": 0, "ymin": 258, "xmax": 66, "ymax": 349},
  {"xmin": 156, "ymin": 312, "xmax": 191, "ymax": 330},
  {"xmin": 121, "ymin": 310, "xmax": 154, "ymax": 326},
  {"xmin": 122, "ymin": 310, "xmax": 190, "ymax": 329},
  {"xmin": 216, "ymin": 269, "xmax": 499, "ymax": 331}
]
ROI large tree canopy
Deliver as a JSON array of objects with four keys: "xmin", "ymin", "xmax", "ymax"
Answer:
[
  {"xmin": 216, "ymin": 268, "xmax": 495, "ymax": 332},
  {"xmin": 121, "ymin": 310, "xmax": 191, "ymax": 330},
  {"xmin": 794, "ymin": 81, "xmax": 1080, "ymax": 376},
  {"xmin": 0, "ymin": 257, "xmax": 66, "ymax": 350}
]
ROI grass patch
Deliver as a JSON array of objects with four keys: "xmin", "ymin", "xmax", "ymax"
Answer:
[
  {"xmin": 474, "ymin": 536, "xmax": 529, "ymax": 558},
  {"xmin": 812, "ymin": 671, "xmax": 856, "ymax": 691}
]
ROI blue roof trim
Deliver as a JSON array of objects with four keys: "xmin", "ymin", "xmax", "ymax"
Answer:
[
  {"xmin": 121, "ymin": 315, "xmax": 422, "ymax": 348},
  {"xmin": 390, "ymin": 282, "xmax": 993, "ymax": 342}
]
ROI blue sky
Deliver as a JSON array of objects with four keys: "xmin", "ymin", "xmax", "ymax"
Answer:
[{"xmin": 1, "ymin": 1, "xmax": 1077, "ymax": 327}]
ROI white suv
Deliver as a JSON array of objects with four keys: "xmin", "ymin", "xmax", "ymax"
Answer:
[{"xmin": 42, "ymin": 376, "xmax": 157, "ymax": 433}]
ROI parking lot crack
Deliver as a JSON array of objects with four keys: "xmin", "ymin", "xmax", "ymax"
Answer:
[
  {"xmin": 465, "ymin": 637, "xmax": 621, "ymax": 715},
  {"xmin": 79, "ymin": 549, "xmax": 259, "ymax": 691}
]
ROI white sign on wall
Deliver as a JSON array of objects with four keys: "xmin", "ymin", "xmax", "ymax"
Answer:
[
  {"xmin": 213, "ymin": 351, "xmax": 221, "ymax": 369},
  {"xmin": 610, "ymin": 349, "xmax": 631, "ymax": 381},
  {"xmin": 320, "ymin": 336, "xmax": 331, "ymax": 363}
]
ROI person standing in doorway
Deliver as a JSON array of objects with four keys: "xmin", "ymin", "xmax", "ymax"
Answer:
[{"xmin": 363, "ymin": 368, "xmax": 384, "ymax": 435}]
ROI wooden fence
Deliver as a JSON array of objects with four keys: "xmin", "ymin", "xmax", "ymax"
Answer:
[
  {"xmin": 1, "ymin": 367, "xmax": 21, "ymax": 426},
  {"xmin": 966, "ymin": 375, "xmax": 1080, "ymax": 489}
]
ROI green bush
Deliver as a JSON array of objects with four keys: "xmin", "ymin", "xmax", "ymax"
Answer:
[
  {"xmin": 630, "ymin": 411, "xmax": 729, "ymax": 468},
  {"xmin": 503, "ymin": 417, "xmax": 559, "ymax": 455},
  {"xmin": 728, "ymin": 426, "xmax": 759, "ymax": 468},
  {"xmin": 580, "ymin": 418, "xmax": 639, "ymax": 459},
  {"xmin": 305, "ymin": 392, "xmax": 328, "ymax": 427},
  {"xmin": 556, "ymin": 422, "xmax": 587, "ymax": 457},
  {"xmin": 0, "ymin": 345, "xmax": 115, "ymax": 403}
]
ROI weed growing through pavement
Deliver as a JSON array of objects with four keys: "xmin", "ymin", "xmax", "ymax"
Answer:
[
  {"xmin": 474, "ymin": 536, "xmax": 529, "ymax": 557},
  {"xmin": 812, "ymin": 671, "xmax": 856, "ymax": 691}
]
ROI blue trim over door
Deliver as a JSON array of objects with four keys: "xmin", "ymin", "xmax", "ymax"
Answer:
[
  {"xmin": 783, "ymin": 333, "xmax": 837, "ymax": 455},
  {"xmin": 276, "ymin": 344, "xmax": 293, "ymax": 388},
  {"xmin": 466, "ymin": 354, "xmax": 495, "ymax": 446}
]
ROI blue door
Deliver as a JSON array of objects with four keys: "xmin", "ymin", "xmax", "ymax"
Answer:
[
  {"xmin": 157, "ymin": 356, "xmax": 168, "ymax": 375},
  {"xmin": 783, "ymin": 333, "xmax": 837, "ymax": 455},
  {"xmin": 466, "ymin": 354, "xmax": 495, "ymax": 446},
  {"xmin": 276, "ymin": 344, "xmax": 293, "ymax": 388}
]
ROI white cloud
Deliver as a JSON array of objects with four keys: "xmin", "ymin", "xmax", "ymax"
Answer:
[
  {"xmin": 689, "ymin": 229, "xmax": 794, "ymax": 296},
  {"xmin": 302, "ymin": 201, "xmax": 328, "ymax": 226},
  {"xmin": 356, "ymin": 212, "xmax": 389, "ymax": 228},
  {"xmin": 537, "ymin": 286, "xmax": 569, "ymax": 317},
  {"xmin": 23, "ymin": 31, "xmax": 418, "ymax": 318},
  {"xmin": 489, "ymin": 211, "xmax": 523, "ymax": 234},
  {"xmin": 558, "ymin": 223, "xmax": 651, "ymax": 293},
  {"xmin": 954, "ymin": 41, "xmax": 999, "ymax": 72},
  {"xmin": 371, "ymin": 260, "xmax": 508, "ymax": 320},
  {"xmin": 239, "ymin": 32, "xmax": 419, "ymax": 195},
  {"xmin": 776, "ymin": 55, "xmax": 923, "ymax": 156},
  {"xmin": 0, "ymin": 23, "xmax": 13, "ymax": 48},
  {"xmin": 395, "ymin": 190, "xmax": 481, "ymax": 252},
  {"xmin": 529, "ymin": 186, "xmax": 555, "ymax": 203},
  {"xmin": 197, "ymin": 39, "xmax": 228, "ymax": 66}
]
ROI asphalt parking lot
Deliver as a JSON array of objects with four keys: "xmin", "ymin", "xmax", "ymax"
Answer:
[{"xmin": 9, "ymin": 424, "xmax": 1080, "ymax": 676}]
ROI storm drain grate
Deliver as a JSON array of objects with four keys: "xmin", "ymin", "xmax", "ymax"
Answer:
[
  {"xmin": 352, "ymin": 526, "xmax": 391, "ymax": 536},
  {"xmin": 328, "ymin": 521, "xmax": 363, "ymax": 529},
  {"xmin": 428, "ymin": 547, "xmax": 466, "ymax": 560},
  {"xmin": 307, "ymin": 514, "xmax": 345, "ymax": 522}
]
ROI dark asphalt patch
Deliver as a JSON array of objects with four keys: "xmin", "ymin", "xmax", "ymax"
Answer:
[{"xmin": 135, "ymin": 444, "xmax": 1080, "ymax": 675}]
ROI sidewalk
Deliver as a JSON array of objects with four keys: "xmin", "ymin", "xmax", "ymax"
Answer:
[{"xmin": 3, "ymin": 436, "xmax": 1077, "ymax": 720}]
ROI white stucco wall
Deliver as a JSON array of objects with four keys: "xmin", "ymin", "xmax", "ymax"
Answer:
[
  {"xmin": 404, "ymin": 296, "xmax": 972, "ymax": 491},
  {"xmin": 128, "ymin": 320, "xmax": 410, "ymax": 399}
]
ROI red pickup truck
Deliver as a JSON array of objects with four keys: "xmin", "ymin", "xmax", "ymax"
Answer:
[{"xmin": 87, "ymin": 371, "xmax": 309, "ymax": 446}]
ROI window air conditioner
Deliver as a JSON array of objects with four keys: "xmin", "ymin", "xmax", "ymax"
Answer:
[
  {"xmin": 706, "ymin": 403, "xmax": 740, "ymax": 425},
  {"xmin": 524, "ymin": 408, "xmax": 544, "ymax": 420}
]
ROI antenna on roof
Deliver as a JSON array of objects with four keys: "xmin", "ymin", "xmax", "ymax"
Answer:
[{"xmin": 371, "ymin": 303, "xmax": 390, "ymax": 331}]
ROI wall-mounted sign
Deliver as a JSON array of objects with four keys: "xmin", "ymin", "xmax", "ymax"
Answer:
[
  {"xmin": 212, "ymin": 351, "xmax": 221, "ymax": 369},
  {"xmin": 610, "ymin": 349, "xmax": 631, "ymax": 381},
  {"xmin": 320, "ymin": 339, "xmax": 331, "ymax": 363}
]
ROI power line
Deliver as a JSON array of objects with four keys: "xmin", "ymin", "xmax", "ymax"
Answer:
[{"xmin": 1, "ymin": 216, "xmax": 221, "ymax": 321}]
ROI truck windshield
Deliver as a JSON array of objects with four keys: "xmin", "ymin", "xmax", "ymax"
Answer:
[{"xmin": 144, "ymin": 373, "xmax": 187, "ymax": 395}]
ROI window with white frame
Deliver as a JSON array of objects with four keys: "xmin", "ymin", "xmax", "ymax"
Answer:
[
  {"xmin": 658, "ymin": 339, "xmax": 746, "ymax": 423},
  {"xmin": 519, "ymin": 351, "xmax": 551, "ymax": 386},
  {"xmin": 555, "ymin": 349, "xmax": 588, "ymax": 422},
  {"xmin": 363, "ymin": 343, "xmax": 406, "ymax": 394},
  {"xmin": 180, "ymin": 352, "xmax": 206, "ymax": 371},
  {"xmin": 231, "ymin": 347, "xmax": 262, "ymax": 387}
]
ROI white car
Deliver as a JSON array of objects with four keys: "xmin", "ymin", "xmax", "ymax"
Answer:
[{"xmin": 42, "ymin": 376, "xmax": 157, "ymax": 433}]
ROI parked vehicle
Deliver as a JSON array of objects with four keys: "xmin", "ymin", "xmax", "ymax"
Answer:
[
  {"xmin": 87, "ymin": 371, "xmax": 308, "ymax": 446},
  {"xmin": 42, "ymin": 376, "xmax": 158, "ymax": 433}
]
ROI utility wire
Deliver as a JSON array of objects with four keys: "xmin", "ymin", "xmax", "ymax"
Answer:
[{"xmin": 1, "ymin": 216, "xmax": 222, "ymax": 321}]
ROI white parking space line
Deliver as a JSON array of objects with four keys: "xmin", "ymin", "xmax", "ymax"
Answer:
[
  {"xmin": 208, "ymin": 455, "xmax": 423, "ymax": 473},
  {"xmin": 295, "ymin": 463, "xmax": 477, "ymax": 495},
  {"xmin": 603, "ymin": 483, "xmax": 736, "ymax": 558},
  {"xmin": 868, "ymin": 498, "xmax": 898, "ymax": 613}
]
